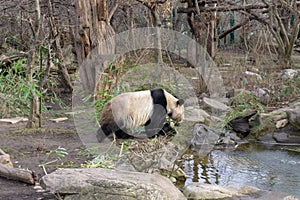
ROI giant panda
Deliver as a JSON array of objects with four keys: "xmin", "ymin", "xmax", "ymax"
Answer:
[{"xmin": 97, "ymin": 88, "xmax": 184, "ymax": 141}]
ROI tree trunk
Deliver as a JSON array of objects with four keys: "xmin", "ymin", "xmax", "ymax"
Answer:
[
  {"xmin": 75, "ymin": 0, "xmax": 115, "ymax": 95},
  {"xmin": 151, "ymin": 7, "xmax": 163, "ymax": 63},
  {"xmin": 27, "ymin": 0, "xmax": 41, "ymax": 128}
]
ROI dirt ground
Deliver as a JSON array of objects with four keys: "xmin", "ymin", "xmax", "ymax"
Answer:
[{"xmin": 0, "ymin": 117, "xmax": 89, "ymax": 200}]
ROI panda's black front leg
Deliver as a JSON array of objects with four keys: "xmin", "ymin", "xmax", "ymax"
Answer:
[
  {"xmin": 115, "ymin": 129, "xmax": 135, "ymax": 139},
  {"xmin": 145, "ymin": 107, "xmax": 166, "ymax": 138},
  {"xmin": 158, "ymin": 122, "xmax": 176, "ymax": 136},
  {"xmin": 145, "ymin": 119, "xmax": 165, "ymax": 138}
]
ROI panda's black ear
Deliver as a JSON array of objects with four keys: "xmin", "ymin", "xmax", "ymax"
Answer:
[{"xmin": 177, "ymin": 99, "xmax": 184, "ymax": 106}]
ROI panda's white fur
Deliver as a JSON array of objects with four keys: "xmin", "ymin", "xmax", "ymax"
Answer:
[{"xmin": 98, "ymin": 88, "xmax": 184, "ymax": 140}]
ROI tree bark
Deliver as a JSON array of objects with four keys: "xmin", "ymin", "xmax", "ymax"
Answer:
[
  {"xmin": 0, "ymin": 164, "xmax": 37, "ymax": 185},
  {"xmin": 75, "ymin": 0, "xmax": 115, "ymax": 95}
]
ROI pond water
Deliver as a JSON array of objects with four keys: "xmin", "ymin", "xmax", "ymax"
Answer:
[{"xmin": 180, "ymin": 142, "xmax": 300, "ymax": 197}]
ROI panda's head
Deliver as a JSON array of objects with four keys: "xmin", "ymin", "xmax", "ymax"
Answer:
[{"xmin": 164, "ymin": 90, "xmax": 184, "ymax": 122}]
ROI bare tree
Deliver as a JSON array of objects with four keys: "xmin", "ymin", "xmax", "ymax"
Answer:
[
  {"xmin": 262, "ymin": 0, "xmax": 299, "ymax": 67},
  {"xmin": 48, "ymin": 0, "xmax": 73, "ymax": 92},
  {"xmin": 27, "ymin": 0, "xmax": 41, "ymax": 128},
  {"xmin": 177, "ymin": 0, "xmax": 300, "ymax": 67},
  {"xmin": 136, "ymin": 0, "xmax": 167, "ymax": 63}
]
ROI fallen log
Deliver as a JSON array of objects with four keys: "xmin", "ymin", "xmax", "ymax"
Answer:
[
  {"xmin": 0, "ymin": 148, "xmax": 36, "ymax": 185},
  {"xmin": 0, "ymin": 164, "xmax": 37, "ymax": 185}
]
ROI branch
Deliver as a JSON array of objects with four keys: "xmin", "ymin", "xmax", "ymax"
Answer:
[
  {"xmin": 195, "ymin": 0, "xmax": 201, "ymax": 15},
  {"xmin": 34, "ymin": 0, "xmax": 41, "ymax": 39},
  {"xmin": 177, "ymin": 2, "xmax": 300, "ymax": 14},
  {"xmin": 178, "ymin": 3, "xmax": 269, "ymax": 14},
  {"xmin": 135, "ymin": 0, "xmax": 167, "ymax": 9},
  {"xmin": 108, "ymin": 2, "xmax": 119, "ymax": 22},
  {"xmin": 274, "ymin": 5, "xmax": 290, "ymax": 47},
  {"xmin": 217, "ymin": 17, "xmax": 252, "ymax": 40}
]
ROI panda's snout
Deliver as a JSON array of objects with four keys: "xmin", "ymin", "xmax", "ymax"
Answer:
[{"xmin": 168, "ymin": 112, "xmax": 183, "ymax": 123}]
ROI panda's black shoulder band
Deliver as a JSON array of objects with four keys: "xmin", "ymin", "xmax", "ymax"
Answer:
[{"xmin": 150, "ymin": 88, "xmax": 167, "ymax": 111}]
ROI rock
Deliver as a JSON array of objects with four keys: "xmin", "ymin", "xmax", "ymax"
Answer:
[
  {"xmin": 275, "ymin": 119, "xmax": 289, "ymax": 129},
  {"xmin": 191, "ymin": 124, "xmax": 239, "ymax": 155},
  {"xmin": 284, "ymin": 196, "xmax": 299, "ymax": 200},
  {"xmin": 252, "ymin": 88, "xmax": 271, "ymax": 105},
  {"xmin": 273, "ymin": 132, "xmax": 300, "ymax": 143},
  {"xmin": 255, "ymin": 127, "xmax": 300, "ymax": 144},
  {"xmin": 40, "ymin": 168, "xmax": 186, "ymax": 200},
  {"xmin": 215, "ymin": 131, "xmax": 240, "ymax": 148},
  {"xmin": 285, "ymin": 102, "xmax": 300, "ymax": 130},
  {"xmin": 184, "ymin": 97, "xmax": 199, "ymax": 107},
  {"xmin": 251, "ymin": 111, "xmax": 288, "ymax": 138},
  {"xmin": 202, "ymin": 97, "xmax": 229, "ymax": 114},
  {"xmin": 183, "ymin": 182, "xmax": 260, "ymax": 200},
  {"xmin": 191, "ymin": 124, "xmax": 220, "ymax": 154},
  {"xmin": 281, "ymin": 69, "xmax": 299, "ymax": 79},
  {"xmin": 245, "ymin": 70, "xmax": 262, "ymax": 81},
  {"xmin": 228, "ymin": 111, "xmax": 257, "ymax": 138},
  {"xmin": 251, "ymin": 102, "xmax": 300, "ymax": 140},
  {"xmin": 184, "ymin": 106, "xmax": 210, "ymax": 124}
]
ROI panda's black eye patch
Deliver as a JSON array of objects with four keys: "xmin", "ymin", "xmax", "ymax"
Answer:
[{"xmin": 168, "ymin": 112, "xmax": 173, "ymax": 117}]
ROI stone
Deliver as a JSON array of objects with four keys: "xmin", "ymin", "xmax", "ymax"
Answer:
[
  {"xmin": 191, "ymin": 124, "xmax": 239, "ymax": 155},
  {"xmin": 202, "ymin": 97, "xmax": 229, "ymax": 114},
  {"xmin": 184, "ymin": 106, "xmax": 210, "ymax": 123},
  {"xmin": 283, "ymin": 196, "xmax": 299, "ymax": 200},
  {"xmin": 184, "ymin": 97, "xmax": 199, "ymax": 107},
  {"xmin": 275, "ymin": 119, "xmax": 289, "ymax": 129},
  {"xmin": 183, "ymin": 182, "xmax": 260, "ymax": 200},
  {"xmin": 281, "ymin": 69, "xmax": 299, "ymax": 79},
  {"xmin": 245, "ymin": 70, "xmax": 262, "ymax": 81},
  {"xmin": 251, "ymin": 111, "xmax": 288, "ymax": 138},
  {"xmin": 191, "ymin": 124, "xmax": 219, "ymax": 151},
  {"xmin": 228, "ymin": 111, "xmax": 257, "ymax": 138},
  {"xmin": 250, "ymin": 102, "xmax": 300, "ymax": 140},
  {"xmin": 40, "ymin": 168, "xmax": 186, "ymax": 200},
  {"xmin": 285, "ymin": 102, "xmax": 300, "ymax": 130},
  {"xmin": 252, "ymin": 88, "xmax": 271, "ymax": 105}
]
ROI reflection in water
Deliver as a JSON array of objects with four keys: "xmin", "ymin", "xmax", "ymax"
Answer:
[
  {"xmin": 182, "ymin": 143, "xmax": 300, "ymax": 197},
  {"xmin": 197, "ymin": 155, "xmax": 219, "ymax": 185}
]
